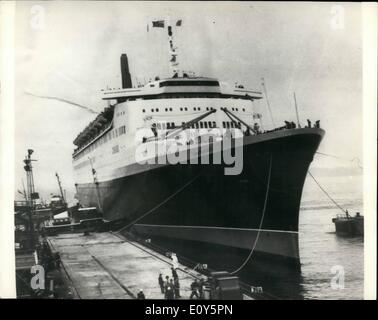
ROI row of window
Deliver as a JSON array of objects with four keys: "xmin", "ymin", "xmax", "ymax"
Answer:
[
  {"xmin": 153, "ymin": 121, "xmax": 243, "ymax": 130},
  {"xmin": 154, "ymin": 121, "xmax": 218, "ymax": 130},
  {"xmin": 142, "ymin": 107, "xmax": 247, "ymax": 113},
  {"xmin": 159, "ymin": 80, "xmax": 220, "ymax": 87},
  {"xmin": 74, "ymin": 125, "xmax": 126, "ymax": 159},
  {"xmin": 222, "ymin": 121, "xmax": 242, "ymax": 129}
]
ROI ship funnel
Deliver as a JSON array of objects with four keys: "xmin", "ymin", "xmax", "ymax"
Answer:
[{"xmin": 120, "ymin": 54, "xmax": 132, "ymax": 89}]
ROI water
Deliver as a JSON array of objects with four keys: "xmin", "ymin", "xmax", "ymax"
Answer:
[{"xmin": 298, "ymin": 173, "xmax": 364, "ymax": 299}]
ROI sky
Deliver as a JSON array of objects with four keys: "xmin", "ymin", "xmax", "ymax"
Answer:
[{"xmin": 13, "ymin": 1, "xmax": 363, "ymax": 202}]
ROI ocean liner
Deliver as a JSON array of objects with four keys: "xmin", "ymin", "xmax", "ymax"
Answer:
[{"xmin": 72, "ymin": 20, "xmax": 324, "ymax": 276}]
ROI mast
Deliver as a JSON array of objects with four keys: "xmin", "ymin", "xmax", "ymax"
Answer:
[
  {"xmin": 55, "ymin": 172, "xmax": 66, "ymax": 205},
  {"xmin": 23, "ymin": 149, "xmax": 37, "ymax": 234},
  {"xmin": 150, "ymin": 18, "xmax": 183, "ymax": 77},
  {"xmin": 167, "ymin": 18, "xmax": 180, "ymax": 76},
  {"xmin": 261, "ymin": 77, "xmax": 276, "ymax": 128},
  {"xmin": 293, "ymin": 92, "xmax": 301, "ymax": 128}
]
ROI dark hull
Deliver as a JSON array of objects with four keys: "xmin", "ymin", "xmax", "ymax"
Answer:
[{"xmin": 75, "ymin": 128, "xmax": 324, "ymax": 283}]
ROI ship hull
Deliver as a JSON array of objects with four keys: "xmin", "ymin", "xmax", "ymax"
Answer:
[{"xmin": 75, "ymin": 128, "xmax": 324, "ymax": 280}]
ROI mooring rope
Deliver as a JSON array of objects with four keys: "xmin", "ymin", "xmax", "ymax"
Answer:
[
  {"xmin": 230, "ymin": 154, "xmax": 273, "ymax": 275},
  {"xmin": 116, "ymin": 172, "xmax": 201, "ymax": 233},
  {"xmin": 315, "ymin": 152, "xmax": 363, "ymax": 169},
  {"xmin": 307, "ymin": 170, "xmax": 347, "ymax": 214}
]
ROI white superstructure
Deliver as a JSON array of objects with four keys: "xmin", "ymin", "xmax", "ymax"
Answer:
[{"xmin": 72, "ymin": 77, "xmax": 263, "ymax": 184}]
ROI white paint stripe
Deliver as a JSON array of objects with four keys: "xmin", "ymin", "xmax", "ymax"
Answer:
[{"xmin": 134, "ymin": 223, "xmax": 298, "ymax": 234}]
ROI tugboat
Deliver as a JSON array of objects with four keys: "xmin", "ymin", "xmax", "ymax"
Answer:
[{"xmin": 332, "ymin": 211, "xmax": 364, "ymax": 236}]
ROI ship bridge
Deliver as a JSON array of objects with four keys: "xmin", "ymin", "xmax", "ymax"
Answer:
[{"xmin": 101, "ymin": 76, "xmax": 263, "ymax": 102}]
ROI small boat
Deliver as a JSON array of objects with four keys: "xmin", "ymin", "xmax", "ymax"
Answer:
[{"xmin": 332, "ymin": 212, "xmax": 364, "ymax": 236}]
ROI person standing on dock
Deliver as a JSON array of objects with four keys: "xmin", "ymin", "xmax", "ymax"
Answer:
[
  {"xmin": 137, "ymin": 289, "xmax": 145, "ymax": 299},
  {"xmin": 164, "ymin": 276, "xmax": 170, "ymax": 299},
  {"xmin": 158, "ymin": 273, "xmax": 164, "ymax": 294},
  {"xmin": 190, "ymin": 279, "xmax": 200, "ymax": 299},
  {"xmin": 174, "ymin": 278, "xmax": 181, "ymax": 299},
  {"xmin": 165, "ymin": 280, "xmax": 175, "ymax": 300},
  {"xmin": 171, "ymin": 267, "xmax": 178, "ymax": 281},
  {"xmin": 54, "ymin": 252, "xmax": 61, "ymax": 270},
  {"xmin": 199, "ymin": 278, "xmax": 205, "ymax": 299}
]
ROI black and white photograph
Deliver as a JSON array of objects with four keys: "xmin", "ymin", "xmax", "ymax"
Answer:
[{"xmin": 0, "ymin": 1, "xmax": 376, "ymax": 302}]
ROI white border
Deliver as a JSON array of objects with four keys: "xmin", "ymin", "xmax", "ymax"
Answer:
[
  {"xmin": 362, "ymin": 2, "xmax": 377, "ymax": 300},
  {"xmin": 0, "ymin": 1, "xmax": 16, "ymax": 298}
]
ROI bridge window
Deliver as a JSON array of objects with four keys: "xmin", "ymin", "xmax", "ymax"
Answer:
[{"xmin": 159, "ymin": 80, "xmax": 220, "ymax": 87}]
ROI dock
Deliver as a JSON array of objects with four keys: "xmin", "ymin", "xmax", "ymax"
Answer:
[{"xmin": 47, "ymin": 231, "xmax": 225, "ymax": 299}]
